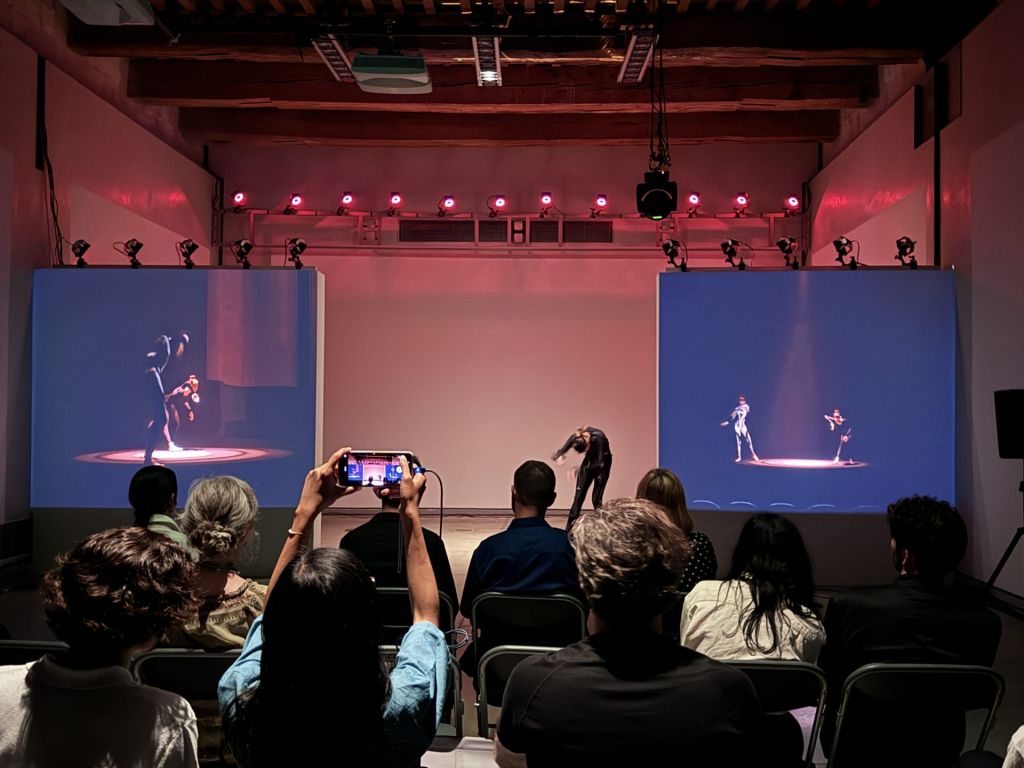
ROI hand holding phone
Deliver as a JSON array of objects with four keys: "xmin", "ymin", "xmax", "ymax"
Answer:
[{"xmin": 340, "ymin": 451, "xmax": 423, "ymax": 488}]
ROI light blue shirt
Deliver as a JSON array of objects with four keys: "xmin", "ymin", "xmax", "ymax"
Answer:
[{"xmin": 218, "ymin": 615, "xmax": 448, "ymax": 767}]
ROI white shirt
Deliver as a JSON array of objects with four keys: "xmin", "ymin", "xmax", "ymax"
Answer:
[
  {"xmin": 680, "ymin": 579, "xmax": 825, "ymax": 662},
  {"xmin": 0, "ymin": 655, "xmax": 199, "ymax": 768},
  {"xmin": 1005, "ymin": 725, "xmax": 1024, "ymax": 768}
]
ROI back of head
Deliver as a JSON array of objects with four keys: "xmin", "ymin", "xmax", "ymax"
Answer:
[
  {"xmin": 128, "ymin": 466, "xmax": 178, "ymax": 527},
  {"xmin": 180, "ymin": 476, "xmax": 258, "ymax": 566},
  {"xmin": 233, "ymin": 548, "xmax": 388, "ymax": 767},
  {"xmin": 513, "ymin": 460, "xmax": 557, "ymax": 514},
  {"xmin": 41, "ymin": 527, "xmax": 196, "ymax": 660},
  {"xmin": 636, "ymin": 468, "xmax": 693, "ymax": 534},
  {"xmin": 571, "ymin": 497, "xmax": 690, "ymax": 625},
  {"xmin": 887, "ymin": 495, "xmax": 967, "ymax": 583}
]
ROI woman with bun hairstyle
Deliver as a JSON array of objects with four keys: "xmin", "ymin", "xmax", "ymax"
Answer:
[{"xmin": 164, "ymin": 476, "xmax": 266, "ymax": 649}]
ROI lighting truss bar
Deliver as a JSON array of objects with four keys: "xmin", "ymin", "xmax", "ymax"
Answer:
[
  {"xmin": 617, "ymin": 26, "xmax": 657, "ymax": 85},
  {"xmin": 312, "ymin": 34, "xmax": 356, "ymax": 84},
  {"xmin": 472, "ymin": 36, "xmax": 502, "ymax": 87}
]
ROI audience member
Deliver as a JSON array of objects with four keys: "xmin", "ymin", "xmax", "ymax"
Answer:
[
  {"xmin": 164, "ymin": 476, "xmax": 266, "ymax": 649},
  {"xmin": 0, "ymin": 527, "xmax": 199, "ymax": 767},
  {"xmin": 680, "ymin": 512, "xmax": 823, "ymax": 661},
  {"xmin": 459, "ymin": 460, "xmax": 584, "ymax": 677},
  {"xmin": 219, "ymin": 449, "xmax": 448, "ymax": 768},
  {"xmin": 818, "ymin": 495, "xmax": 1002, "ymax": 767},
  {"xmin": 129, "ymin": 465, "xmax": 192, "ymax": 553},
  {"xmin": 495, "ymin": 498, "xmax": 760, "ymax": 767},
  {"xmin": 339, "ymin": 470, "xmax": 458, "ymax": 612}
]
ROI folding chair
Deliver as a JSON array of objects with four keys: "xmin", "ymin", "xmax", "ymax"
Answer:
[
  {"xmin": 376, "ymin": 587, "xmax": 457, "ymax": 646},
  {"xmin": 0, "ymin": 640, "xmax": 69, "ymax": 666},
  {"xmin": 476, "ymin": 644, "xmax": 560, "ymax": 738}
]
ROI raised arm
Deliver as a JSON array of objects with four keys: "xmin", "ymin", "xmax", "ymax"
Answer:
[
  {"xmin": 398, "ymin": 455, "xmax": 440, "ymax": 627},
  {"xmin": 551, "ymin": 431, "xmax": 579, "ymax": 462}
]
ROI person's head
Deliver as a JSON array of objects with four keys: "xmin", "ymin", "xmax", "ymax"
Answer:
[
  {"xmin": 887, "ymin": 495, "xmax": 967, "ymax": 583},
  {"xmin": 738, "ymin": 395, "xmax": 747, "ymax": 404},
  {"xmin": 726, "ymin": 513, "xmax": 816, "ymax": 655},
  {"xmin": 571, "ymin": 498, "xmax": 690, "ymax": 627},
  {"xmin": 636, "ymin": 468, "xmax": 693, "ymax": 535},
  {"xmin": 232, "ymin": 548, "xmax": 389, "ymax": 767},
  {"xmin": 180, "ymin": 476, "xmax": 258, "ymax": 568},
  {"xmin": 41, "ymin": 527, "xmax": 196, "ymax": 665},
  {"xmin": 128, "ymin": 466, "xmax": 178, "ymax": 527},
  {"xmin": 512, "ymin": 460, "xmax": 557, "ymax": 517}
]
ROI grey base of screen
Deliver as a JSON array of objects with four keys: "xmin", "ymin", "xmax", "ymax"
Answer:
[{"xmin": 30, "ymin": 507, "xmax": 303, "ymax": 579}]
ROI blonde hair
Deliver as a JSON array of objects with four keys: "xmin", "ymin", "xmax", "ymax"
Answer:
[{"xmin": 181, "ymin": 476, "xmax": 258, "ymax": 565}]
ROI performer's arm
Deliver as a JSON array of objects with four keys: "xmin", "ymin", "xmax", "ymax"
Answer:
[{"xmin": 551, "ymin": 433, "xmax": 578, "ymax": 462}]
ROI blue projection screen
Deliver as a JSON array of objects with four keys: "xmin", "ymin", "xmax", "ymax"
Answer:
[
  {"xmin": 32, "ymin": 269, "xmax": 323, "ymax": 508},
  {"xmin": 658, "ymin": 270, "xmax": 955, "ymax": 514}
]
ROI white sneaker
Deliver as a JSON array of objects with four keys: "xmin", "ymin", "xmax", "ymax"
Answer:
[{"xmin": 168, "ymin": 442, "xmax": 183, "ymax": 452}]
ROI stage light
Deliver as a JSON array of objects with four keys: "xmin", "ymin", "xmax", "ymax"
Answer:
[
  {"xmin": 895, "ymin": 235, "xmax": 918, "ymax": 269},
  {"xmin": 592, "ymin": 194, "xmax": 608, "ymax": 218},
  {"xmin": 686, "ymin": 192, "xmax": 701, "ymax": 217},
  {"xmin": 776, "ymin": 236, "xmax": 799, "ymax": 269},
  {"xmin": 231, "ymin": 239, "xmax": 254, "ymax": 270},
  {"xmin": 721, "ymin": 238, "xmax": 747, "ymax": 270},
  {"xmin": 284, "ymin": 194, "xmax": 303, "ymax": 215},
  {"xmin": 287, "ymin": 238, "xmax": 307, "ymax": 270},
  {"xmin": 636, "ymin": 171, "xmax": 677, "ymax": 220},
  {"xmin": 832, "ymin": 235, "xmax": 859, "ymax": 270},
  {"xmin": 121, "ymin": 238, "xmax": 143, "ymax": 268},
  {"xmin": 337, "ymin": 192, "xmax": 354, "ymax": 215},
  {"xmin": 231, "ymin": 191, "xmax": 247, "ymax": 211},
  {"xmin": 662, "ymin": 238, "xmax": 688, "ymax": 271},
  {"xmin": 539, "ymin": 193, "xmax": 553, "ymax": 217},
  {"xmin": 71, "ymin": 239, "xmax": 90, "ymax": 268},
  {"xmin": 487, "ymin": 195, "xmax": 507, "ymax": 218},
  {"xmin": 733, "ymin": 194, "xmax": 750, "ymax": 216},
  {"xmin": 177, "ymin": 238, "xmax": 199, "ymax": 270},
  {"xmin": 437, "ymin": 195, "xmax": 456, "ymax": 216},
  {"xmin": 784, "ymin": 195, "xmax": 802, "ymax": 215},
  {"xmin": 387, "ymin": 193, "xmax": 403, "ymax": 217}
]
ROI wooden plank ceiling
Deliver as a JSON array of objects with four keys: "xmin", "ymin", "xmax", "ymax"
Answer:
[{"xmin": 67, "ymin": 0, "xmax": 996, "ymax": 146}]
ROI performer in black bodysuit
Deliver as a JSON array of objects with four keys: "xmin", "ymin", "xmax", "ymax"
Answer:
[
  {"xmin": 143, "ymin": 333, "xmax": 188, "ymax": 465},
  {"xmin": 552, "ymin": 426, "xmax": 612, "ymax": 531}
]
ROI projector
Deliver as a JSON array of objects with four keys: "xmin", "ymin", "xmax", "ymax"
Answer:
[
  {"xmin": 350, "ymin": 54, "xmax": 432, "ymax": 95},
  {"xmin": 636, "ymin": 170, "xmax": 678, "ymax": 221},
  {"xmin": 59, "ymin": 0, "xmax": 154, "ymax": 25}
]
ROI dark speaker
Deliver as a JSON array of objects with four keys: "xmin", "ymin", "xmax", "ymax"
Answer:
[{"xmin": 994, "ymin": 390, "xmax": 1024, "ymax": 460}]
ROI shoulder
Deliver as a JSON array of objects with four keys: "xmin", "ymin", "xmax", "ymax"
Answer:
[{"xmin": 686, "ymin": 579, "xmax": 735, "ymax": 602}]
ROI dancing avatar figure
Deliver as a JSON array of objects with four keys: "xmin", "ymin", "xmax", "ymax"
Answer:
[
  {"xmin": 142, "ymin": 332, "xmax": 189, "ymax": 465},
  {"xmin": 824, "ymin": 408, "xmax": 852, "ymax": 464},
  {"xmin": 721, "ymin": 395, "xmax": 760, "ymax": 463},
  {"xmin": 552, "ymin": 426, "xmax": 612, "ymax": 531}
]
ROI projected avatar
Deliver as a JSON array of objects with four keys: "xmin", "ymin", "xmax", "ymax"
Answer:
[
  {"xmin": 142, "ymin": 332, "xmax": 190, "ymax": 465},
  {"xmin": 721, "ymin": 395, "xmax": 760, "ymax": 463},
  {"xmin": 824, "ymin": 408, "xmax": 853, "ymax": 464},
  {"xmin": 552, "ymin": 426, "xmax": 613, "ymax": 531}
]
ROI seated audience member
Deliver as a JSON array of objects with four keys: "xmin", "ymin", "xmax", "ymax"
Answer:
[
  {"xmin": 0, "ymin": 527, "xmax": 199, "ymax": 768},
  {"xmin": 164, "ymin": 476, "xmax": 266, "ymax": 650},
  {"xmin": 130, "ymin": 465, "xmax": 192, "ymax": 553},
  {"xmin": 219, "ymin": 450, "xmax": 448, "ymax": 768},
  {"xmin": 339, "ymin": 471, "xmax": 459, "ymax": 612},
  {"xmin": 680, "ymin": 512, "xmax": 824, "ymax": 662},
  {"xmin": 495, "ymin": 498, "xmax": 760, "ymax": 767},
  {"xmin": 818, "ymin": 495, "xmax": 1002, "ymax": 767},
  {"xmin": 637, "ymin": 468, "xmax": 717, "ymax": 592},
  {"xmin": 459, "ymin": 460, "xmax": 584, "ymax": 676}
]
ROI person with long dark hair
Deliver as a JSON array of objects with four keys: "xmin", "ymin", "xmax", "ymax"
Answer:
[
  {"xmin": 218, "ymin": 449, "xmax": 448, "ymax": 768},
  {"xmin": 679, "ymin": 513, "xmax": 823, "ymax": 661}
]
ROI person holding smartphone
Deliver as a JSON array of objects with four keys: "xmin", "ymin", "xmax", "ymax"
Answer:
[{"xmin": 218, "ymin": 449, "xmax": 448, "ymax": 768}]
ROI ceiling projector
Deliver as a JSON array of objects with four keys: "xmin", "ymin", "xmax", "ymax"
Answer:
[
  {"xmin": 636, "ymin": 170, "xmax": 678, "ymax": 221},
  {"xmin": 350, "ymin": 54, "xmax": 432, "ymax": 95}
]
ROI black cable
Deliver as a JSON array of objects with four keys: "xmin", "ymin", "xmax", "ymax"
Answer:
[
  {"xmin": 424, "ymin": 468, "xmax": 445, "ymax": 541},
  {"xmin": 37, "ymin": 62, "xmax": 64, "ymax": 266}
]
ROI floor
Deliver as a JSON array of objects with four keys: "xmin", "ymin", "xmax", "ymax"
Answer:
[{"xmin": 2, "ymin": 510, "xmax": 1021, "ymax": 764}]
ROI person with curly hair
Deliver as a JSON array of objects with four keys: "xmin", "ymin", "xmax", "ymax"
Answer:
[
  {"xmin": 0, "ymin": 527, "xmax": 199, "ymax": 767},
  {"xmin": 164, "ymin": 476, "xmax": 265, "ymax": 650}
]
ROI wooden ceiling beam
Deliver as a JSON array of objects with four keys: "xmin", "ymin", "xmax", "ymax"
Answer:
[
  {"xmin": 128, "ymin": 59, "xmax": 879, "ymax": 111},
  {"xmin": 179, "ymin": 106, "xmax": 841, "ymax": 144}
]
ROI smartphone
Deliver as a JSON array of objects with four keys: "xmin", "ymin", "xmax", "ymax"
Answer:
[{"xmin": 340, "ymin": 451, "xmax": 422, "ymax": 488}]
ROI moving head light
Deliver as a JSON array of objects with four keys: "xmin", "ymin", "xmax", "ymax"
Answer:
[{"xmin": 636, "ymin": 170, "xmax": 678, "ymax": 221}]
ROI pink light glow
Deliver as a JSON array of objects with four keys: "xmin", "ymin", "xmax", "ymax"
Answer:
[
  {"xmin": 442, "ymin": 195, "xmax": 456, "ymax": 209},
  {"xmin": 494, "ymin": 196, "xmax": 507, "ymax": 208},
  {"xmin": 340, "ymin": 193, "xmax": 354, "ymax": 205},
  {"xmin": 289, "ymin": 194, "xmax": 303, "ymax": 207},
  {"xmin": 687, "ymin": 192, "xmax": 701, "ymax": 206},
  {"xmin": 595, "ymin": 194, "xmax": 608, "ymax": 208},
  {"xmin": 232, "ymin": 191, "xmax": 246, "ymax": 205},
  {"xmin": 540, "ymin": 193, "xmax": 553, "ymax": 206},
  {"xmin": 735, "ymin": 194, "xmax": 749, "ymax": 207},
  {"xmin": 390, "ymin": 193, "xmax": 403, "ymax": 206},
  {"xmin": 785, "ymin": 195, "xmax": 801, "ymax": 210}
]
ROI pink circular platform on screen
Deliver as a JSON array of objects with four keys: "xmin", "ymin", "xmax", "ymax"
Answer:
[
  {"xmin": 746, "ymin": 458, "xmax": 867, "ymax": 469},
  {"xmin": 75, "ymin": 447, "xmax": 290, "ymax": 464}
]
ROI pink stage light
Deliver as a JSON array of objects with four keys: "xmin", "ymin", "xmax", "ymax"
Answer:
[
  {"xmin": 290, "ymin": 194, "xmax": 303, "ymax": 208},
  {"xmin": 390, "ymin": 193, "xmax": 403, "ymax": 207},
  {"xmin": 594, "ymin": 194, "xmax": 608, "ymax": 209},
  {"xmin": 540, "ymin": 193, "xmax": 553, "ymax": 206},
  {"xmin": 340, "ymin": 192, "xmax": 354, "ymax": 206},
  {"xmin": 494, "ymin": 196, "xmax": 507, "ymax": 208},
  {"xmin": 734, "ymin": 193, "xmax": 750, "ymax": 215},
  {"xmin": 687, "ymin": 192, "xmax": 701, "ymax": 207},
  {"xmin": 442, "ymin": 195, "xmax": 456, "ymax": 209},
  {"xmin": 785, "ymin": 195, "xmax": 801, "ymax": 212},
  {"xmin": 231, "ymin": 191, "xmax": 247, "ymax": 206}
]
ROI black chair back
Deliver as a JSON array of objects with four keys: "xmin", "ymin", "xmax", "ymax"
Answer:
[
  {"xmin": 0, "ymin": 640, "xmax": 69, "ymax": 667},
  {"xmin": 476, "ymin": 645, "xmax": 560, "ymax": 737},
  {"xmin": 376, "ymin": 587, "xmax": 456, "ymax": 645}
]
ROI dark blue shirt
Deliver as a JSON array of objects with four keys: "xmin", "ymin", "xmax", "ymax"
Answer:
[{"xmin": 460, "ymin": 517, "xmax": 583, "ymax": 617}]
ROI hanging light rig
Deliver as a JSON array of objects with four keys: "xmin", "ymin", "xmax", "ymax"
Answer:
[{"xmin": 635, "ymin": 3, "xmax": 678, "ymax": 222}]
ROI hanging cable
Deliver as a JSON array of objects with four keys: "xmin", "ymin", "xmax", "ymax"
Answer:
[{"xmin": 647, "ymin": 0, "xmax": 671, "ymax": 174}]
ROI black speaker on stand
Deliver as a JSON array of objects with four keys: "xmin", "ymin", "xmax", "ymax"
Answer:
[{"xmin": 986, "ymin": 389, "xmax": 1024, "ymax": 591}]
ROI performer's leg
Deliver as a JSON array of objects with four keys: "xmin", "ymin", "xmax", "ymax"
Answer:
[
  {"xmin": 734, "ymin": 430, "xmax": 743, "ymax": 462},
  {"xmin": 834, "ymin": 438, "xmax": 843, "ymax": 464},
  {"xmin": 745, "ymin": 430, "xmax": 760, "ymax": 462},
  {"xmin": 591, "ymin": 456, "xmax": 612, "ymax": 509},
  {"xmin": 566, "ymin": 466, "xmax": 594, "ymax": 531},
  {"xmin": 143, "ymin": 378, "xmax": 166, "ymax": 464}
]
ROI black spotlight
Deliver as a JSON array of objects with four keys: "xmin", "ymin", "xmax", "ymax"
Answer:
[
  {"xmin": 662, "ymin": 239, "xmax": 687, "ymax": 271},
  {"xmin": 776, "ymin": 236, "xmax": 799, "ymax": 270},
  {"xmin": 231, "ymin": 239, "xmax": 254, "ymax": 269},
  {"xmin": 636, "ymin": 170, "xmax": 678, "ymax": 221},
  {"xmin": 287, "ymin": 238, "xmax": 307, "ymax": 270},
  {"xmin": 832, "ymin": 236, "xmax": 858, "ymax": 269},
  {"xmin": 71, "ymin": 239, "xmax": 91, "ymax": 268},
  {"xmin": 895, "ymin": 236, "xmax": 917, "ymax": 269},
  {"xmin": 721, "ymin": 238, "xmax": 747, "ymax": 270},
  {"xmin": 123, "ymin": 238, "xmax": 144, "ymax": 268},
  {"xmin": 177, "ymin": 239, "xmax": 199, "ymax": 269}
]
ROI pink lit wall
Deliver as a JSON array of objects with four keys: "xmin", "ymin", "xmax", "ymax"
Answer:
[{"xmin": 210, "ymin": 143, "xmax": 818, "ymax": 509}]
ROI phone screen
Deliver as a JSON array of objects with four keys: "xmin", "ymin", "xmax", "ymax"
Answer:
[{"xmin": 343, "ymin": 452, "xmax": 415, "ymax": 487}]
